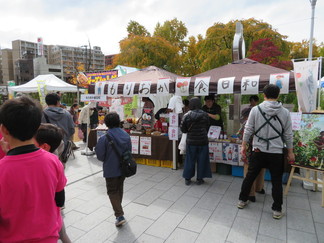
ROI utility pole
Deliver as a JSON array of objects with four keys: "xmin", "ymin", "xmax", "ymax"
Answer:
[{"xmin": 308, "ymin": 0, "xmax": 317, "ymax": 60}]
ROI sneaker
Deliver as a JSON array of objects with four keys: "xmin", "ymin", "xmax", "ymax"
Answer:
[
  {"xmin": 272, "ymin": 210, "xmax": 283, "ymax": 219},
  {"xmin": 237, "ymin": 200, "xmax": 248, "ymax": 209},
  {"xmin": 196, "ymin": 179, "xmax": 205, "ymax": 185},
  {"xmin": 115, "ymin": 216, "xmax": 126, "ymax": 227},
  {"xmin": 257, "ymin": 189, "xmax": 265, "ymax": 194},
  {"xmin": 185, "ymin": 179, "xmax": 191, "ymax": 186},
  {"xmin": 248, "ymin": 196, "xmax": 256, "ymax": 202}
]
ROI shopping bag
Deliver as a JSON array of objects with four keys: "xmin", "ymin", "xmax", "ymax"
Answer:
[{"xmin": 78, "ymin": 128, "xmax": 84, "ymax": 140}]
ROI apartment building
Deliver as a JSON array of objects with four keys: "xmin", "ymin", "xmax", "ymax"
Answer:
[
  {"xmin": 0, "ymin": 39, "xmax": 105, "ymax": 84},
  {"xmin": 0, "ymin": 49, "xmax": 14, "ymax": 84}
]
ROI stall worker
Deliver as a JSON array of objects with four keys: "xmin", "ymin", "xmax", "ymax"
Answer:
[{"xmin": 202, "ymin": 94, "xmax": 224, "ymax": 130}]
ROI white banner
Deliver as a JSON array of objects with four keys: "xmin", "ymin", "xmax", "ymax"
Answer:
[
  {"xmin": 269, "ymin": 73, "xmax": 290, "ymax": 94},
  {"xmin": 241, "ymin": 75, "xmax": 260, "ymax": 94},
  {"xmin": 194, "ymin": 77, "xmax": 210, "ymax": 96},
  {"xmin": 293, "ymin": 60, "xmax": 319, "ymax": 112},
  {"xmin": 80, "ymin": 94, "xmax": 106, "ymax": 102},
  {"xmin": 157, "ymin": 78, "xmax": 170, "ymax": 96},
  {"xmin": 217, "ymin": 77, "xmax": 235, "ymax": 94},
  {"xmin": 175, "ymin": 77, "xmax": 190, "ymax": 96},
  {"xmin": 123, "ymin": 82, "xmax": 135, "ymax": 97},
  {"xmin": 95, "ymin": 81, "xmax": 107, "ymax": 95}
]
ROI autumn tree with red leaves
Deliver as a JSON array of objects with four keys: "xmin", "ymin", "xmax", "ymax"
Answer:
[{"xmin": 248, "ymin": 38, "xmax": 292, "ymax": 70}]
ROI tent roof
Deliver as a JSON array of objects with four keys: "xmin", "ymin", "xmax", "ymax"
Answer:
[
  {"xmin": 8, "ymin": 74, "xmax": 83, "ymax": 93},
  {"xmin": 193, "ymin": 58, "xmax": 295, "ymax": 93},
  {"xmin": 88, "ymin": 66, "xmax": 181, "ymax": 94}
]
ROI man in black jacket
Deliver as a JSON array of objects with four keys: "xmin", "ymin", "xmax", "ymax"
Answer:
[{"xmin": 181, "ymin": 97, "xmax": 212, "ymax": 185}]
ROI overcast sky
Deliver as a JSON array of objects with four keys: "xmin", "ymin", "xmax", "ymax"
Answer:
[{"xmin": 0, "ymin": 0, "xmax": 323, "ymax": 55}]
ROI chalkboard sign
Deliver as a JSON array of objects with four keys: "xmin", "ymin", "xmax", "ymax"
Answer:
[{"xmin": 293, "ymin": 113, "xmax": 324, "ymax": 170}]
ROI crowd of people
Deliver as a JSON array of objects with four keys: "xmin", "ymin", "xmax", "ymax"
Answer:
[{"xmin": 0, "ymin": 84, "xmax": 295, "ymax": 241}]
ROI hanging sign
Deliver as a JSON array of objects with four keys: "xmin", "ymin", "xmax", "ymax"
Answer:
[
  {"xmin": 157, "ymin": 78, "xmax": 170, "ymax": 96},
  {"xmin": 175, "ymin": 77, "xmax": 190, "ymax": 96},
  {"xmin": 269, "ymin": 73, "xmax": 290, "ymax": 94},
  {"xmin": 241, "ymin": 75, "xmax": 260, "ymax": 94},
  {"xmin": 123, "ymin": 82, "xmax": 135, "ymax": 97},
  {"xmin": 138, "ymin": 81, "xmax": 152, "ymax": 96},
  {"xmin": 168, "ymin": 127, "xmax": 179, "ymax": 140},
  {"xmin": 169, "ymin": 112, "xmax": 178, "ymax": 127},
  {"xmin": 194, "ymin": 77, "xmax": 210, "ymax": 96},
  {"xmin": 107, "ymin": 82, "xmax": 118, "ymax": 97},
  {"xmin": 217, "ymin": 77, "xmax": 235, "ymax": 94}
]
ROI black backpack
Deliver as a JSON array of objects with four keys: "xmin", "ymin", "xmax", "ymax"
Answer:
[
  {"xmin": 106, "ymin": 133, "xmax": 137, "ymax": 177},
  {"xmin": 254, "ymin": 106, "xmax": 284, "ymax": 150}
]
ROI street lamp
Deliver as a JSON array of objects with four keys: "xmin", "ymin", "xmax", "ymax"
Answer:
[{"xmin": 308, "ymin": 0, "xmax": 317, "ymax": 60}]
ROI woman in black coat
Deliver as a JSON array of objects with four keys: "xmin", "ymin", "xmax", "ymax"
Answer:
[{"xmin": 181, "ymin": 97, "xmax": 212, "ymax": 185}]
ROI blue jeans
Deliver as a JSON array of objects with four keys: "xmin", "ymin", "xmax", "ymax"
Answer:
[
  {"xmin": 239, "ymin": 151, "xmax": 284, "ymax": 211},
  {"xmin": 183, "ymin": 144, "xmax": 212, "ymax": 180}
]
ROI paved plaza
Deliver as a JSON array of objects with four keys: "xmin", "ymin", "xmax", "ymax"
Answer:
[{"xmin": 61, "ymin": 142, "xmax": 324, "ymax": 243}]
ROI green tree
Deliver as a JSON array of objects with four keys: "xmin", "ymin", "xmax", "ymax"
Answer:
[
  {"xmin": 127, "ymin": 20, "xmax": 151, "ymax": 37},
  {"xmin": 153, "ymin": 18, "xmax": 188, "ymax": 52},
  {"xmin": 181, "ymin": 36, "xmax": 202, "ymax": 76},
  {"xmin": 115, "ymin": 35, "xmax": 181, "ymax": 74}
]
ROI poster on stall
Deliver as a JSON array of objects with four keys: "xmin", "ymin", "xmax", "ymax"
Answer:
[
  {"xmin": 290, "ymin": 112, "xmax": 302, "ymax": 131},
  {"xmin": 221, "ymin": 143, "xmax": 240, "ymax": 165},
  {"xmin": 130, "ymin": 136, "xmax": 139, "ymax": 154},
  {"xmin": 140, "ymin": 136, "xmax": 152, "ymax": 155},
  {"xmin": 209, "ymin": 142, "xmax": 223, "ymax": 162},
  {"xmin": 168, "ymin": 127, "xmax": 178, "ymax": 140},
  {"xmin": 208, "ymin": 126, "xmax": 221, "ymax": 139},
  {"xmin": 138, "ymin": 81, "xmax": 152, "ymax": 96},
  {"xmin": 293, "ymin": 113, "xmax": 324, "ymax": 170},
  {"xmin": 123, "ymin": 82, "xmax": 135, "ymax": 97}
]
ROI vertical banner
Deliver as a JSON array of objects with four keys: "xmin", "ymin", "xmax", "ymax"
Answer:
[
  {"xmin": 169, "ymin": 112, "xmax": 178, "ymax": 127},
  {"xmin": 175, "ymin": 77, "xmax": 190, "ymax": 96},
  {"xmin": 241, "ymin": 75, "xmax": 260, "ymax": 94},
  {"xmin": 37, "ymin": 37, "xmax": 44, "ymax": 56},
  {"xmin": 138, "ymin": 81, "xmax": 152, "ymax": 96},
  {"xmin": 293, "ymin": 60, "xmax": 319, "ymax": 112},
  {"xmin": 269, "ymin": 73, "xmax": 290, "ymax": 94},
  {"xmin": 36, "ymin": 80, "xmax": 46, "ymax": 106},
  {"xmin": 107, "ymin": 82, "xmax": 118, "ymax": 97},
  {"xmin": 123, "ymin": 82, "xmax": 135, "ymax": 97},
  {"xmin": 157, "ymin": 78, "xmax": 170, "ymax": 96},
  {"xmin": 194, "ymin": 77, "xmax": 210, "ymax": 96},
  {"xmin": 217, "ymin": 77, "xmax": 235, "ymax": 94}
]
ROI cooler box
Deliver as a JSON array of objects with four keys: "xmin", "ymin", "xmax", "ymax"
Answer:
[{"xmin": 232, "ymin": 166, "xmax": 271, "ymax": 181}]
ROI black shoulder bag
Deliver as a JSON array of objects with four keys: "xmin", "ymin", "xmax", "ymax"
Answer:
[{"xmin": 106, "ymin": 133, "xmax": 137, "ymax": 177}]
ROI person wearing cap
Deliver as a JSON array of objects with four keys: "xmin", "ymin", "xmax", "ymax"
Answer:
[
  {"xmin": 202, "ymin": 94, "xmax": 223, "ymax": 130},
  {"xmin": 237, "ymin": 95, "xmax": 265, "ymax": 202}
]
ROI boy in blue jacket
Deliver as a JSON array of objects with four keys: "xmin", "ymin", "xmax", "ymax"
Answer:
[{"xmin": 95, "ymin": 112, "xmax": 132, "ymax": 227}]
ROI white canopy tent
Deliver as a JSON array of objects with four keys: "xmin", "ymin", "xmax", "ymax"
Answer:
[{"xmin": 8, "ymin": 74, "xmax": 84, "ymax": 93}]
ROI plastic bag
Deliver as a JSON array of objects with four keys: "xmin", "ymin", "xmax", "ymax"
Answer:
[{"xmin": 178, "ymin": 133, "xmax": 187, "ymax": 154}]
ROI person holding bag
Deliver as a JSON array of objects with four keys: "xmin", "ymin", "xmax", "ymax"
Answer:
[{"xmin": 95, "ymin": 112, "xmax": 132, "ymax": 227}]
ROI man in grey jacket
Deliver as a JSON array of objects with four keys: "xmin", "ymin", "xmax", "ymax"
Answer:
[
  {"xmin": 43, "ymin": 93, "xmax": 75, "ymax": 146},
  {"xmin": 237, "ymin": 84, "xmax": 295, "ymax": 219}
]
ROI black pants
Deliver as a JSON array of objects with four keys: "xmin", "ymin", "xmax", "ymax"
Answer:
[
  {"xmin": 239, "ymin": 151, "xmax": 284, "ymax": 211},
  {"xmin": 105, "ymin": 176, "xmax": 125, "ymax": 217}
]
